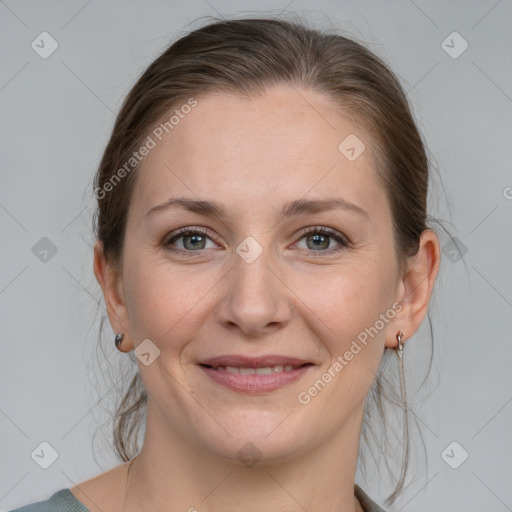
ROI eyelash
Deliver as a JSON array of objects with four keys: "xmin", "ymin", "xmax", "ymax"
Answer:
[{"xmin": 163, "ymin": 226, "xmax": 351, "ymax": 256}]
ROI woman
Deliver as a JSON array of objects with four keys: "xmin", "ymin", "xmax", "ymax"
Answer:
[{"xmin": 11, "ymin": 16, "xmax": 440, "ymax": 512}]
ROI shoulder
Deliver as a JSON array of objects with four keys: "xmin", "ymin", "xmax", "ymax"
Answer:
[
  {"xmin": 67, "ymin": 462, "xmax": 130, "ymax": 512},
  {"xmin": 9, "ymin": 463, "xmax": 129, "ymax": 512},
  {"xmin": 7, "ymin": 489, "xmax": 89, "ymax": 512}
]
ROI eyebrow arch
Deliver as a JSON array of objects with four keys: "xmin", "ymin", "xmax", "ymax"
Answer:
[{"xmin": 145, "ymin": 196, "xmax": 368, "ymax": 221}]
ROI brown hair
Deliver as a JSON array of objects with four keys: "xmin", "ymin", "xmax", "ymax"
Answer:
[{"xmin": 93, "ymin": 15, "xmax": 435, "ymax": 505}]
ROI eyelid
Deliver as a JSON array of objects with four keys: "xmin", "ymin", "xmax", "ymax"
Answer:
[
  {"xmin": 165, "ymin": 226, "xmax": 219, "ymax": 241},
  {"xmin": 164, "ymin": 225, "xmax": 351, "ymax": 254},
  {"xmin": 293, "ymin": 225, "xmax": 351, "ymax": 246}
]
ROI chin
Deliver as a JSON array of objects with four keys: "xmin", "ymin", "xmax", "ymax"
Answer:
[{"xmin": 190, "ymin": 408, "xmax": 316, "ymax": 466}]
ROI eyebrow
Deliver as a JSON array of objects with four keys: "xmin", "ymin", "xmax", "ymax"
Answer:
[{"xmin": 145, "ymin": 196, "xmax": 368, "ymax": 221}]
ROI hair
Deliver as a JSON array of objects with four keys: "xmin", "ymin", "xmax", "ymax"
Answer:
[{"xmin": 92, "ymin": 14, "xmax": 440, "ymax": 506}]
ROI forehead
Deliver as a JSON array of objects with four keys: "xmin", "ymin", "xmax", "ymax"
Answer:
[{"xmin": 130, "ymin": 84, "xmax": 388, "ymax": 222}]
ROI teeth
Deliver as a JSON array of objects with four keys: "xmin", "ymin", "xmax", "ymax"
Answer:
[
  {"xmin": 215, "ymin": 365, "xmax": 297, "ymax": 373},
  {"xmin": 255, "ymin": 367, "xmax": 272, "ymax": 375}
]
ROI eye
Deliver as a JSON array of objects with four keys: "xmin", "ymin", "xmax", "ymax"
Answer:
[
  {"xmin": 164, "ymin": 226, "xmax": 350, "ymax": 255},
  {"xmin": 164, "ymin": 227, "xmax": 219, "ymax": 253},
  {"xmin": 294, "ymin": 226, "xmax": 350, "ymax": 253}
]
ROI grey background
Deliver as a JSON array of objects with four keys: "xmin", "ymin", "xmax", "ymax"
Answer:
[{"xmin": 1, "ymin": 1, "xmax": 511, "ymax": 511}]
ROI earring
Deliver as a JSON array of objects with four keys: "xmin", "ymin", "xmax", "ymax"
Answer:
[
  {"xmin": 396, "ymin": 330, "xmax": 404, "ymax": 359},
  {"xmin": 395, "ymin": 330, "xmax": 406, "ymax": 398},
  {"xmin": 387, "ymin": 329, "xmax": 409, "ymax": 504},
  {"xmin": 114, "ymin": 332, "xmax": 125, "ymax": 350}
]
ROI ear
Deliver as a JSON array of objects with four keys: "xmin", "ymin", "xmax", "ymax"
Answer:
[
  {"xmin": 93, "ymin": 240, "xmax": 134, "ymax": 352},
  {"xmin": 385, "ymin": 228, "xmax": 441, "ymax": 349}
]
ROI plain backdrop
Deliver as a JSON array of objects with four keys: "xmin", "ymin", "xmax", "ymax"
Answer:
[{"xmin": 1, "ymin": 1, "xmax": 511, "ymax": 511}]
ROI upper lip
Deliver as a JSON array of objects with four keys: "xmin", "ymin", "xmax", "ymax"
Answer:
[{"xmin": 199, "ymin": 355, "xmax": 312, "ymax": 368}]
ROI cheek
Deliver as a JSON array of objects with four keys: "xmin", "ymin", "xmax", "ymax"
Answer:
[
  {"xmin": 300, "ymin": 258, "xmax": 397, "ymax": 395},
  {"xmin": 289, "ymin": 259, "xmax": 397, "ymax": 420},
  {"xmin": 299, "ymin": 258, "xmax": 395, "ymax": 343},
  {"xmin": 123, "ymin": 256, "xmax": 208, "ymax": 346}
]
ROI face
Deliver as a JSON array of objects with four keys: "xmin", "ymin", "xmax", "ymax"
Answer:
[{"xmin": 112, "ymin": 84, "xmax": 404, "ymax": 462}]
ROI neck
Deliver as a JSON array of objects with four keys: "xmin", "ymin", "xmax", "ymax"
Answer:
[{"xmin": 123, "ymin": 400, "xmax": 366, "ymax": 512}]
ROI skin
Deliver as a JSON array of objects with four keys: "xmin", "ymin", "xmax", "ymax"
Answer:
[{"xmin": 74, "ymin": 84, "xmax": 440, "ymax": 512}]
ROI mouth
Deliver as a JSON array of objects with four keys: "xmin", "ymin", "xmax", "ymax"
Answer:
[
  {"xmin": 198, "ymin": 355, "xmax": 314, "ymax": 393},
  {"xmin": 202, "ymin": 364, "xmax": 305, "ymax": 374}
]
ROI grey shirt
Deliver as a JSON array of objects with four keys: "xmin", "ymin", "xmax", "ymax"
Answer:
[{"xmin": 10, "ymin": 484, "xmax": 387, "ymax": 511}]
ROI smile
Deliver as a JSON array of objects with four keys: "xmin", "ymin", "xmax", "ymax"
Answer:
[
  {"xmin": 207, "ymin": 364, "xmax": 299, "ymax": 374},
  {"xmin": 198, "ymin": 355, "xmax": 314, "ymax": 393}
]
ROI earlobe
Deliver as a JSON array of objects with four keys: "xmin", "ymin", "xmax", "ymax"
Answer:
[
  {"xmin": 93, "ymin": 241, "xmax": 134, "ymax": 351},
  {"xmin": 385, "ymin": 229, "xmax": 440, "ymax": 349}
]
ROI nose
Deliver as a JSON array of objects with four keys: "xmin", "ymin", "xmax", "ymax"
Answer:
[{"xmin": 216, "ymin": 246, "xmax": 291, "ymax": 338}]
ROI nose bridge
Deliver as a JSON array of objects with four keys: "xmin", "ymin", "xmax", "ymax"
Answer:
[
  {"xmin": 217, "ymin": 239, "xmax": 290, "ymax": 335},
  {"xmin": 234, "ymin": 247, "xmax": 274, "ymax": 299}
]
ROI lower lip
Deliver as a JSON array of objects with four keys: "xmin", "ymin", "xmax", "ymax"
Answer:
[{"xmin": 199, "ymin": 365, "xmax": 312, "ymax": 393}]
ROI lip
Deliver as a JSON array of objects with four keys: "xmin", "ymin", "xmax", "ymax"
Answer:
[
  {"xmin": 199, "ymin": 354, "xmax": 311, "ymax": 368},
  {"xmin": 198, "ymin": 354, "xmax": 314, "ymax": 394}
]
